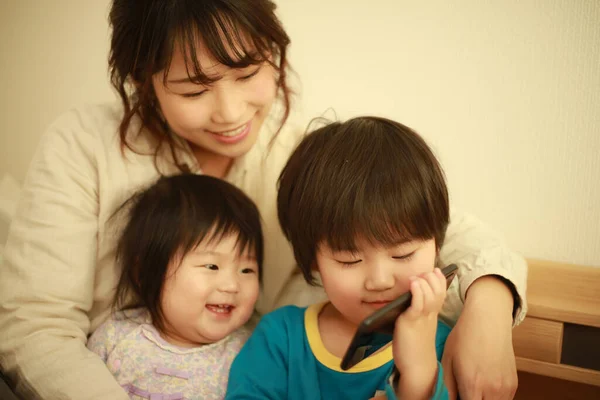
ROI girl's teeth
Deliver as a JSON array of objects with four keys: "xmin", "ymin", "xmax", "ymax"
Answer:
[
  {"xmin": 215, "ymin": 124, "xmax": 246, "ymax": 137},
  {"xmin": 207, "ymin": 305, "xmax": 232, "ymax": 314}
]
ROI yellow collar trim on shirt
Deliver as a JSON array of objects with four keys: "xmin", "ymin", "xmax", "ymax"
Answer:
[{"xmin": 304, "ymin": 302, "xmax": 393, "ymax": 373}]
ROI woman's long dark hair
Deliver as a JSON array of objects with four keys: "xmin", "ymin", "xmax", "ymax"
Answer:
[{"xmin": 108, "ymin": 0, "xmax": 292, "ymax": 170}]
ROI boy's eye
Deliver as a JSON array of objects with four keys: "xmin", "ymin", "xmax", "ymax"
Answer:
[
  {"xmin": 336, "ymin": 259, "xmax": 362, "ymax": 266},
  {"xmin": 203, "ymin": 264, "xmax": 219, "ymax": 270},
  {"xmin": 392, "ymin": 252, "xmax": 415, "ymax": 261}
]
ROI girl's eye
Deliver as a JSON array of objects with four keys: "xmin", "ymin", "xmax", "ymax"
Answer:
[
  {"xmin": 238, "ymin": 67, "xmax": 261, "ymax": 81},
  {"xmin": 204, "ymin": 264, "xmax": 219, "ymax": 270},
  {"xmin": 392, "ymin": 252, "xmax": 415, "ymax": 261},
  {"xmin": 241, "ymin": 268, "xmax": 256, "ymax": 274},
  {"xmin": 182, "ymin": 89, "xmax": 208, "ymax": 98}
]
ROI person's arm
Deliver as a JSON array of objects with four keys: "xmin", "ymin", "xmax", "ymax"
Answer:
[
  {"xmin": 225, "ymin": 313, "xmax": 289, "ymax": 399},
  {"xmin": 87, "ymin": 314, "xmax": 122, "ymax": 363},
  {"xmin": 388, "ymin": 269, "xmax": 450, "ymax": 400},
  {"xmin": 382, "ymin": 365, "xmax": 448, "ymax": 400},
  {"xmin": 0, "ymin": 110, "xmax": 129, "ymax": 400},
  {"xmin": 377, "ymin": 320, "xmax": 452, "ymax": 400},
  {"xmin": 439, "ymin": 209, "xmax": 525, "ymax": 400},
  {"xmin": 439, "ymin": 209, "xmax": 527, "ymax": 324}
]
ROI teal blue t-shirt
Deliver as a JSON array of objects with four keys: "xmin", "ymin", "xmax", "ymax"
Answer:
[{"xmin": 226, "ymin": 303, "xmax": 450, "ymax": 399}]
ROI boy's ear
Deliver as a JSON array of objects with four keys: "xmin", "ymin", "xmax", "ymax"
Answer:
[{"xmin": 311, "ymin": 261, "xmax": 319, "ymax": 271}]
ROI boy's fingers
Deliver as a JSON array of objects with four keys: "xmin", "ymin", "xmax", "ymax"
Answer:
[
  {"xmin": 419, "ymin": 276, "xmax": 436, "ymax": 313},
  {"xmin": 424, "ymin": 270, "xmax": 443, "ymax": 295},
  {"xmin": 407, "ymin": 278, "xmax": 423, "ymax": 316},
  {"xmin": 435, "ymin": 267, "xmax": 447, "ymax": 291}
]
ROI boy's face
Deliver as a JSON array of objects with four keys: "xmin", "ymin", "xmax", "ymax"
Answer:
[{"xmin": 316, "ymin": 237, "xmax": 437, "ymax": 327}]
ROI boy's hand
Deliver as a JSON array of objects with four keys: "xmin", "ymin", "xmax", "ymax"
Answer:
[{"xmin": 393, "ymin": 268, "xmax": 447, "ymax": 399}]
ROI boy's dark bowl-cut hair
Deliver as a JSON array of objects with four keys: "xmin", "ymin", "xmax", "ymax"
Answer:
[
  {"xmin": 277, "ymin": 116, "xmax": 449, "ymax": 285},
  {"xmin": 114, "ymin": 173, "xmax": 264, "ymax": 332}
]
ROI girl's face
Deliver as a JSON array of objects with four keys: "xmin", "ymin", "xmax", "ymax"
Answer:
[
  {"xmin": 152, "ymin": 39, "xmax": 277, "ymax": 171},
  {"xmin": 316, "ymin": 237, "xmax": 438, "ymax": 327},
  {"xmin": 159, "ymin": 233, "xmax": 260, "ymax": 347}
]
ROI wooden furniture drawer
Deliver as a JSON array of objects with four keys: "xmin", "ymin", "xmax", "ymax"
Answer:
[
  {"xmin": 515, "ymin": 259, "xmax": 600, "ymax": 386},
  {"xmin": 513, "ymin": 317, "xmax": 563, "ymax": 363}
]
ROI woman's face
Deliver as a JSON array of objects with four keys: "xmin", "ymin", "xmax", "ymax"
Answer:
[{"xmin": 152, "ymin": 40, "xmax": 277, "ymax": 169}]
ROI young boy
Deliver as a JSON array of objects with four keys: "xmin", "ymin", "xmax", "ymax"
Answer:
[{"xmin": 226, "ymin": 117, "xmax": 451, "ymax": 399}]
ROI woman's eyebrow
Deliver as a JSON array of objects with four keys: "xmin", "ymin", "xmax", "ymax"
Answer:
[{"xmin": 167, "ymin": 74, "xmax": 222, "ymax": 84}]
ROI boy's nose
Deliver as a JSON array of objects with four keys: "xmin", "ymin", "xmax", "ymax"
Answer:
[{"xmin": 364, "ymin": 265, "xmax": 395, "ymax": 291}]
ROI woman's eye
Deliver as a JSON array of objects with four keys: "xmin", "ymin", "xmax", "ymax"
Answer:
[
  {"xmin": 203, "ymin": 264, "xmax": 219, "ymax": 270},
  {"xmin": 393, "ymin": 252, "xmax": 415, "ymax": 261},
  {"xmin": 238, "ymin": 67, "xmax": 261, "ymax": 81},
  {"xmin": 182, "ymin": 89, "xmax": 208, "ymax": 98}
]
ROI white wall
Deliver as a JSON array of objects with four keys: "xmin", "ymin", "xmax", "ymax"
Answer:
[
  {"xmin": 0, "ymin": 0, "xmax": 598, "ymax": 267},
  {"xmin": 0, "ymin": 0, "xmax": 115, "ymax": 183}
]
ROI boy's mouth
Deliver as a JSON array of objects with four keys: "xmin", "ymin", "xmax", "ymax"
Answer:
[
  {"xmin": 363, "ymin": 297, "xmax": 396, "ymax": 308},
  {"xmin": 364, "ymin": 300, "xmax": 391, "ymax": 309}
]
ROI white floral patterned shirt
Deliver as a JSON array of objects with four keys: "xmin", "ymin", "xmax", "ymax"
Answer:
[{"xmin": 87, "ymin": 308, "xmax": 250, "ymax": 400}]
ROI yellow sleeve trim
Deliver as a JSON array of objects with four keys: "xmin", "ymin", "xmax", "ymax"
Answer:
[{"xmin": 304, "ymin": 302, "xmax": 394, "ymax": 373}]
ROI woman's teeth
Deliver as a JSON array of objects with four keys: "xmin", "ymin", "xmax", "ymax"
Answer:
[{"xmin": 214, "ymin": 124, "xmax": 247, "ymax": 137}]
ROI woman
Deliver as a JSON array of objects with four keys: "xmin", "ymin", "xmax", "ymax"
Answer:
[{"xmin": 0, "ymin": 1, "xmax": 526, "ymax": 399}]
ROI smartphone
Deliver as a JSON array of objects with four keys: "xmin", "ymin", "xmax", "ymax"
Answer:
[{"xmin": 340, "ymin": 264, "xmax": 458, "ymax": 371}]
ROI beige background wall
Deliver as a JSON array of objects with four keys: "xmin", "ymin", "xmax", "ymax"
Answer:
[{"xmin": 0, "ymin": 0, "xmax": 598, "ymax": 267}]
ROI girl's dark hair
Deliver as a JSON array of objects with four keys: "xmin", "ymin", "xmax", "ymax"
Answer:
[
  {"xmin": 277, "ymin": 117, "xmax": 450, "ymax": 285},
  {"xmin": 114, "ymin": 174, "xmax": 264, "ymax": 332},
  {"xmin": 108, "ymin": 0, "xmax": 292, "ymax": 169}
]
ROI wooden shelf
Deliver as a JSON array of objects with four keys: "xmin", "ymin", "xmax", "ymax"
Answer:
[
  {"xmin": 516, "ymin": 357, "xmax": 600, "ymax": 387},
  {"xmin": 526, "ymin": 259, "xmax": 600, "ymax": 328},
  {"xmin": 512, "ymin": 259, "xmax": 600, "ymax": 387}
]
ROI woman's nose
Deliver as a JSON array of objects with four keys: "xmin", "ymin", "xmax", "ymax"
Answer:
[{"xmin": 211, "ymin": 86, "xmax": 246, "ymax": 125}]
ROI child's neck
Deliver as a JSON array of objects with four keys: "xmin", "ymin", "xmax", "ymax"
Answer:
[{"xmin": 318, "ymin": 302, "xmax": 360, "ymax": 358}]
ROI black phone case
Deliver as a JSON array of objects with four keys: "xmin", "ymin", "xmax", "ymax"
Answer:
[{"xmin": 340, "ymin": 264, "xmax": 458, "ymax": 370}]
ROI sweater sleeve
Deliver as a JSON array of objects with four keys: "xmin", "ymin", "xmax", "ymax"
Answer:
[
  {"xmin": 0, "ymin": 108, "xmax": 129, "ymax": 400},
  {"xmin": 439, "ymin": 209, "xmax": 528, "ymax": 326}
]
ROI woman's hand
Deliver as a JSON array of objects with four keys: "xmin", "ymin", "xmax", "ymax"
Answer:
[
  {"xmin": 393, "ymin": 268, "xmax": 447, "ymax": 399},
  {"xmin": 442, "ymin": 276, "xmax": 518, "ymax": 400}
]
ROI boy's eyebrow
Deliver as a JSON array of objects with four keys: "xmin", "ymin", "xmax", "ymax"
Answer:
[{"xmin": 390, "ymin": 238, "xmax": 414, "ymax": 246}]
